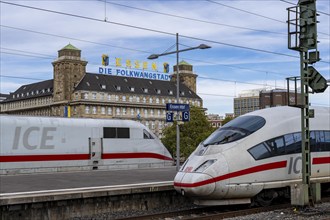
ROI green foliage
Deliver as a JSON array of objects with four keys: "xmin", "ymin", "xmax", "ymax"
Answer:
[{"xmin": 161, "ymin": 106, "xmax": 216, "ymax": 159}]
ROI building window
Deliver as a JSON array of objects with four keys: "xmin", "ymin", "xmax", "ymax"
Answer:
[
  {"xmin": 101, "ymin": 107, "xmax": 105, "ymax": 114},
  {"xmin": 107, "ymin": 94, "xmax": 111, "ymax": 101},
  {"xmin": 129, "ymin": 87, "xmax": 135, "ymax": 92},
  {"xmin": 122, "ymin": 107, "xmax": 126, "ymax": 115},
  {"xmin": 142, "ymin": 88, "xmax": 148, "ymax": 93},
  {"xmin": 107, "ymin": 107, "xmax": 112, "ymax": 115},
  {"xmin": 115, "ymin": 95, "xmax": 119, "ymax": 101},
  {"xmin": 151, "ymin": 122, "xmax": 155, "ymax": 129},
  {"xmin": 85, "ymin": 106, "xmax": 90, "ymax": 114},
  {"xmin": 122, "ymin": 96, "xmax": 126, "ymax": 102},
  {"xmin": 149, "ymin": 97, "xmax": 153, "ymax": 103},
  {"xmin": 100, "ymin": 93, "xmax": 104, "ymax": 100},
  {"xmin": 116, "ymin": 107, "xmax": 121, "ymax": 116},
  {"xmin": 143, "ymin": 97, "xmax": 146, "ymax": 103},
  {"xmin": 92, "ymin": 93, "xmax": 97, "ymax": 100},
  {"xmin": 136, "ymin": 97, "xmax": 140, "ymax": 103},
  {"xmin": 150, "ymin": 109, "xmax": 154, "ymax": 116},
  {"xmin": 83, "ymin": 93, "xmax": 88, "ymax": 99},
  {"xmin": 157, "ymin": 110, "xmax": 161, "ymax": 117},
  {"xmin": 131, "ymin": 108, "xmax": 134, "ymax": 116},
  {"xmin": 129, "ymin": 96, "xmax": 133, "ymax": 102},
  {"xmin": 144, "ymin": 109, "xmax": 148, "ymax": 117},
  {"xmin": 156, "ymin": 98, "xmax": 159, "ymax": 104},
  {"xmin": 92, "ymin": 106, "xmax": 97, "ymax": 114},
  {"xmin": 114, "ymin": 85, "xmax": 121, "ymax": 91}
]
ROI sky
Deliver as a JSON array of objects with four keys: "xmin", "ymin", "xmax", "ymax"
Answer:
[{"xmin": 1, "ymin": 0, "xmax": 329, "ymax": 116}]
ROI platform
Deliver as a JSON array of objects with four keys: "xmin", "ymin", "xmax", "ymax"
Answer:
[{"xmin": 0, "ymin": 166, "xmax": 177, "ymax": 194}]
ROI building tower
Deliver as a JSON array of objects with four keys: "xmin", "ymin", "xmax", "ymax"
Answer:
[
  {"xmin": 173, "ymin": 60, "xmax": 197, "ymax": 93},
  {"xmin": 52, "ymin": 44, "xmax": 88, "ymax": 102}
]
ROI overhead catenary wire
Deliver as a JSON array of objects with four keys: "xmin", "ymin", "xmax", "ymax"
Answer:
[
  {"xmin": 3, "ymin": 0, "xmax": 328, "ymax": 62},
  {"xmin": 0, "ymin": 45, "xmax": 295, "ymax": 78},
  {"xmin": 100, "ymin": 0, "xmax": 287, "ymax": 36},
  {"xmin": 0, "ymin": 0, "xmax": 328, "ymax": 101},
  {"xmin": 207, "ymin": 0, "xmax": 330, "ymax": 36}
]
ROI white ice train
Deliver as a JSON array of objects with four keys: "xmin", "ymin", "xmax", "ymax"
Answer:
[
  {"xmin": 174, "ymin": 106, "xmax": 330, "ymax": 206},
  {"xmin": 0, "ymin": 115, "xmax": 173, "ymax": 174}
]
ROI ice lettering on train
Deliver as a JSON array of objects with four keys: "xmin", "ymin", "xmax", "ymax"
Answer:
[
  {"xmin": 12, "ymin": 127, "xmax": 57, "ymax": 150},
  {"xmin": 288, "ymin": 156, "xmax": 302, "ymax": 174}
]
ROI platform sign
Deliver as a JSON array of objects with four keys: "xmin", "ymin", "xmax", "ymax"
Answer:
[
  {"xmin": 166, "ymin": 104, "xmax": 190, "ymax": 112},
  {"xmin": 182, "ymin": 111, "xmax": 190, "ymax": 122},
  {"xmin": 166, "ymin": 112, "xmax": 174, "ymax": 122}
]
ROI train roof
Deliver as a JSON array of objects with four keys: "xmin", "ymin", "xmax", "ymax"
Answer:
[
  {"xmin": 0, "ymin": 115, "xmax": 146, "ymax": 129},
  {"xmin": 246, "ymin": 106, "xmax": 329, "ymax": 115},
  {"xmin": 244, "ymin": 106, "xmax": 330, "ymax": 122}
]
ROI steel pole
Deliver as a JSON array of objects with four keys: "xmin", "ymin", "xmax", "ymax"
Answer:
[{"xmin": 176, "ymin": 33, "xmax": 180, "ymax": 171}]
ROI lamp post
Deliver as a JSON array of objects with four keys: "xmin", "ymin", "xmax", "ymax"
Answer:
[{"xmin": 148, "ymin": 33, "xmax": 211, "ymax": 171}]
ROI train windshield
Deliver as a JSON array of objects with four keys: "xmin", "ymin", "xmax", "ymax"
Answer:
[{"xmin": 202, "ymin": 116, "xmax": 266, "ymax": 146}]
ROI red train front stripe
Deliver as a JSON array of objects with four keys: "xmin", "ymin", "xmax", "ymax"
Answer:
[{"xmin": 174, "ymin": 161, "xmax": 287, "ymax": 188}]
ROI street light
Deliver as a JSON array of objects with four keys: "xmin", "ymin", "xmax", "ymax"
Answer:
[{"xmin": 148, "ymin": 33, "xmax": 211, "ymax": 171}]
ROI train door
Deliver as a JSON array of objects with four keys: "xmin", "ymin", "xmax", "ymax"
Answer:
[{"xmin": 89, "ymin": 127, "xmax": 103, "ymax": 170}]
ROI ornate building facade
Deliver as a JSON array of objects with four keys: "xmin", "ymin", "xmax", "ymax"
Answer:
[{"xmin": 1, "ymin": 44, "xmax": 203, "ymax": 137}]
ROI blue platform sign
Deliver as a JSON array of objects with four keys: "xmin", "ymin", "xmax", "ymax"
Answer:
[
  {"xmin": 182, "ymin": 111, "xmax": 190, "ymax": 122},
  {"xmin": 166, "ymin": 112, "xmax": 174, "ymax": 122},
  {"xmin": 166, "ymin": 103, "xmax": 190, "ymax": 112}
]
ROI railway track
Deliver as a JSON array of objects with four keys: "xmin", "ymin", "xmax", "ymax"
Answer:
[
  {"xmin": 120, "ymin": 203, "xmax": 289, "ymax": 220},
  {"xmin": 121, "ymin": 196, "xmax": 330, "ymax": 220}
]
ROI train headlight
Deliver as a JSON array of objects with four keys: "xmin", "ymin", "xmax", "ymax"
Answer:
[{"xmin": 194, "ymin": 159, "xmax": 217, "ymax": 173}]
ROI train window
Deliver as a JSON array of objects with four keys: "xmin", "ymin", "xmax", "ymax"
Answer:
[
  {"xmin": 311, "ymin": 131, "xmax": 330, "ymax": 152},
  {"xmin": 143, "ymin": 129, "xmax": 154, "ymax": 139},
  {"xmin": 117, "ymin": 128, "xmax": 130, "ymax": 138},
  {"xmin": 222, "ymin": 116, "xmax": 266, "ymax": 133},
  {"xmin": 250, "ymin": 130, "xmax": 329, "ymax": 160},
  {"xmin": 104, "ymin": 127, "xmax": 116, "ymax": 138},
  {"xmin": 324, "ymin": 131, "xmax": 330, "ymax": 151},
  {"xmin": 266, "ymin": 137, "xmax": 285, "ymax": 155},
  {"xmin": 103, "ymin": 127, "xmax": 130, "ymax": 138},
  {"xmin": 325, "ymin": 131, "xmax": 330, "ymax": 143},
  {"xmin": 202, "ymin": 116, "xmax": 266, "ymax": 146},
  {"xmin": 248, "ymin": 143, "xmax": 272, "ymax": 160}
]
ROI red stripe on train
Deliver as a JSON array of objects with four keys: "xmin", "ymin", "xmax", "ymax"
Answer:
[
  {"xmin": 174, "ymin": 161, "xmax": 288, "ymax": 188},
  {"xmin": 313, "ymin": 156, "xmax": 330, "ymax": 164},
  {"xmin": 0, "ymin": 153, "xmax": 173, "ymax": 162},
  {"xmin": 102, "ymin": 152, "xmax": 173, "ymax": 161},
  {"xmin": 175, "ymin": 156, "xmax": 330, "ymax": 188},
  {"xmin": 0, "ymin": 154, "xmax": 90, "ymax": 162}
]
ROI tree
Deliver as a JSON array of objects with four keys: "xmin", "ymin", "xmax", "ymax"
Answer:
[{"xmin": 161, "ymin": 106, "xmax": 215, "ymax": 159}]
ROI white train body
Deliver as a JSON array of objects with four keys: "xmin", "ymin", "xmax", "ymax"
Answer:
[
  {"xmin": 0, "ymin": 115, "xmax": 173, "ymax": 174},
  {"xmin": 174, "ymin": 106, "xmax": 330, "ymax": 205}
]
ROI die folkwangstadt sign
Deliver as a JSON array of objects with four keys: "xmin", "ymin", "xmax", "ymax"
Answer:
[{"xmin": 98, "ymin": 54, "xmax": 172, "ymax": 81}]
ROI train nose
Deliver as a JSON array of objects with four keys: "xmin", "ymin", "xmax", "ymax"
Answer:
[{"xmin": 174, "ymin": 172, "xmax": 215, "ymax": 197}]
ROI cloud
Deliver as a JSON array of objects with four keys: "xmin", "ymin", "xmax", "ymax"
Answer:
[{"xmin": 1, "ymin": 0, "xmax": 329, "ymax": 116}]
